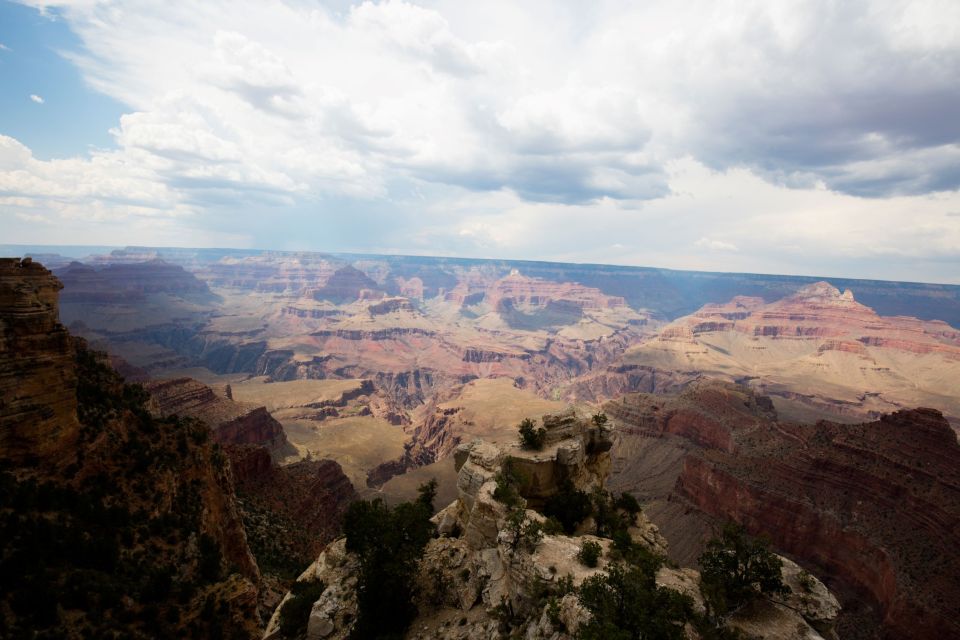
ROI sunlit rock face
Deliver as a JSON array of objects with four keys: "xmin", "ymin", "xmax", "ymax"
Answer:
[
  {"xmin": 268, "ymin": 406, "xmax": 840, "ymax": 640},
  {"xmin": 618, "ymin": 282, "xmax": 960, "ymax": 423}
]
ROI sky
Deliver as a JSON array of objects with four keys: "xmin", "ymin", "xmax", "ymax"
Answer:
[{"xmin": 1, "ymin": 0, "xmax": 959, "ymax": 284}]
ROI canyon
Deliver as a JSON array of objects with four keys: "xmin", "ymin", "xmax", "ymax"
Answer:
[
  {"xmin": 612, "ymin": 282, "xmax": 960, "ymax": 424},
  {"xmin": 605, "ymin": 381, "xmax": 960, "ymax": 640},
  {"xmin": 4, "ymin": 247, "xmax": 960, "ymax": 638}
]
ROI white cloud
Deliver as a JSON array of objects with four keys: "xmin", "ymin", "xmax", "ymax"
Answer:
[
  {"xmin": 3, "ymin": 0, "xmax": 960, "ymax": 282},
  {"xmin": 29, "ymin": 94, "xmax": 44, "ymax": 104},
  {"xmin": 695, "ymin": 237, "xmax": 739, "ymax": 252},
  {"xmin": 0, "ymin": 43, "xmax": 11, "ymax": 52}
]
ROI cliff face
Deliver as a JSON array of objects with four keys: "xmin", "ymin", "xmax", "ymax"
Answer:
[
  {"xmin": 483, "ymin": 272, "xmax": 627, "ymax": 312},
  {"xmin": 674, "ymin": 283, "xmax": 959, "ymax": 349},
  {"xmin": 0, "ymin": 259, "xmax": 262, "ymax": 638},
  {"xmin": 145, "ymin": 377, "xmax": 290, "ymax": 451},
  {"xmin": 675, "ymin": 408, "xmax": 960, "ymax": 640},
  {"xmin": 0, "ymin": 258, "xmax": 79, "ymax": 468},
  {"xmin": 607, "ymin": 381, "xmax": 960, "ymax": 640},
  {"xmin": 229, "ymin": 444, "xmax": 357, "ymax": 562},
  {"xmin": 201, "ymin": 253, "xmax": 337, "ymax": 294}
]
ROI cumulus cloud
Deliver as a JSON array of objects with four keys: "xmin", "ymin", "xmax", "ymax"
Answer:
[
  {"xmin": 29, "ymin": 94, "xmax": 44, "ymax": 104},
  {"xmin": 3, "ymin": 0, "xmax": 960, "ymax": 282}
]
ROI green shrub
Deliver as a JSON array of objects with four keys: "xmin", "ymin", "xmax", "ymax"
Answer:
[
  {"xmin": 518, "ymin": 418, "xmax": 547, "ymax": 450},
  {"xmin": 343, "ymin": 480, "xmax": 437, "ymax": 639},
  {"xmin": 543, "ymin": 479, "xmax": 591, "ymax": 534},
  {"xmin": 614, "ymin": 492, "xmax": 641, "ymax": 515},
  {"xmin": 698, "ymin": 523, "xmax": 789, "ymax": 621},
  {"xmin": 542, "ymin": 516, "xmax": 565, "ymax": 535},
  {"xmin": 578, "ymin": 540, "xmax": 602, "ymax": 568},
  {"xmin": 492, "ymin": 464, "xmax": 524, "ymax": 509},
  {"xmin": 578, "ymin": 564, "xmax": 693, "ymax": 640}
]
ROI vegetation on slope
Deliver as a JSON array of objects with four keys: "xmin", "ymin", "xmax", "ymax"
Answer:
[{"xmin": 0, "ymin": 343, "xmax": 258, "ymax": 640}]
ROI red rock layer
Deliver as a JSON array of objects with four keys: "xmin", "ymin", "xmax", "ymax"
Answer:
[
  {"xmin": 146, "ymin": 377, "xmax": 289, "ymax": 449},
  {"xmin": 228, "ymin": 445, "xmax": 357, "ymax": 554},
  {"xmin": 0, "ymin": 258, "xmax": 79, "ymax": 468},
  {"xmin": 567, "ymin": 364, "xmax": 703, "ymax": 404},
  {"xmin": 644, "ymin": 387, "xmax": 960, "ymax": 639},
  {"xmin": 664, "ymin": 282, "xmax": 960, "ymax": 359}
]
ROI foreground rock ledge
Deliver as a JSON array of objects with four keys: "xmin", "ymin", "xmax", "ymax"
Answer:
[{"xmin": 264, "ymin": 408, "xmax": 840, "ymax": 640}]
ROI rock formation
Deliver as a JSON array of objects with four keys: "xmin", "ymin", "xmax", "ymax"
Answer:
[
  {"xmin": 0, "ymin": 258, "xmax": 79, "ymax": 469},
  {"xmin": 0, "ymin": 259, "xmax": 262, "ymax": 638},
  {"xmin": 311, "ymin": 265, "xmax": 382, "ymax": 303},
  {"xmin": 200, "ymin": 253, "xmax": 337, "ymax": 294},
  {"xmin": 618, "ymin": 282, "xmax": 960, "ymax": 423},
  {"xmin": 145, "ymin": 377, "xmax": 291, "ymax": 452},
  {"xmin": 607, "ymin": 381, "xmax": 960, "ymax": 640},
  {"xmin": 56, "ymin": 258, "xmax": 212, "ymax": 302},
  {"xmin": 483, "ymin": 272, "xmax": 627, "ymax": 312},
  {"xmin": 265, "ymin": 408, "xmax": 839, "ymax": 640}
]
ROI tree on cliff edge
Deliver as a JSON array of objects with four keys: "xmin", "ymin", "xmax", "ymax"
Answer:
[
  {"xmin": 343, "ymin": 479, "xmax": 437, "ymax": 639},
  {"xmin": 698, "ymin": 523, "xmax": 789, "ymax": 622}
]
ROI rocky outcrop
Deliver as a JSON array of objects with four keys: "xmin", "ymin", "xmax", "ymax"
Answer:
[
  {"xmin": 146, "ymin": 377, "xmax": 290, "ymax": 452},
  {"xmin": 0, "ymin": 257, "xmax": 79, "ymax": 469},
  {"xmin": 270, "ymin": 407, "xmax": 839, "ymax": 640},
  {"xmin": 267, "ymin": 409, "xmax": 647, "ymax": 640}
]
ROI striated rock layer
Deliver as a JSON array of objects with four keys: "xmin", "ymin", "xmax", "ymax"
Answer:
[
  {"xmin": 145, "ymin": 377, "xmax": 290, "ymax": 451},
  {"xmin": 619, "ymin": 282, "xmax": 960, "ymax": 423},
  {"xmin": 56, "ymin": 258, "xmax": 212, "ymax": 302},
  {"xmin": 676, "ymin": 408, "xmax": 960, "ymax": 640},
  {"xmin": 0, "ymin": 257, "xmax": 79, "ymax": 468},
  {"xmin": 607, "ymin": 381, "xmax": 960, "ymax": 640}
]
